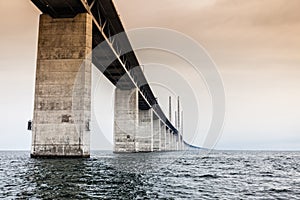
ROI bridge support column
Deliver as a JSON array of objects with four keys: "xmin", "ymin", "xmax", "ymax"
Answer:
[
  {"xmin": 165, "ymin": 128, "xmax": 169, "ymax": 151},
  {"xmin": 175, "ymin": 134, "xmax": 177, "ymax": 150},
  {"xmin": 175, "ymin": 134, "xmax": 178, "ymax": 150},
  {"xmin": 171, "ymin": 131, "xmax": 174, "ymax": 150},
  {"xmin": 160, "ymin": 122, "xmax": 166, "ymax": 151},
  {"xmin": 178, "ymin": 135, "xmax": 180, "ymax": 150},
  {"xmin": 114, "ymin": 88, "xmax": 138, "ymax": 153},
  {"xmin": 174, "ymin": 134, "xmax": 177, "ymax": 150},
  {"xmin": 177, "ymin": 136, "xmax": 179, "ymax": 150},
  {"xmin": 178, "ymin": 135, "xmax": 181, "ymax": 150},
  {"xmin": 153, "ymin": 115, "xmax": 161, "ymax": 151},
  {"xmin": 136, "ymin": 109, "xmax": 153, "ymax": 152},
  {"xmin": 165, "ymin": 129, "xmax": 170, "ymax": 151},
  {"xmin": 170, "ymin": 130, "xmax": 173, "ymax": 151},
  {"xmin": 173, "ymin": 134, "xmax": 175, "ymax": 150},
  {"xmin": 31, "ymin": 13, "xmax": 92, "ymax": 158},
  {"xmin": 176, "ymin": 134, "xmax": 179, "ymax": 150},
  {"xmin": 179, "ymin": 135, "xmax": 183, "ymax": 150}
]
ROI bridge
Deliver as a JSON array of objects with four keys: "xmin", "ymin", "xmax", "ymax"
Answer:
[{"xmin": 30, "ymin": 0, "xmax": 190, "ymax": 157}]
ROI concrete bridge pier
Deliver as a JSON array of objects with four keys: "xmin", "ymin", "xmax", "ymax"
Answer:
[
  {"xmin": 165, "ymin": 128, "xmax": 170, "ymax": 150},
  {"xmin": 114, "ymin": 88, "xmax": 154, "ymax": 153},
  {"xmin": 31, "ymin": 13, "xmax": 92, "ymax": 158},
  {"xmin": 114, "ymin": 88, "xmax": 138, "ymax": 152},
  {"xmin": 172, "ymin": 132, "xmax": 176, "ymax": 151},
  {"xmin": 170, "ymin": 130, "xmax": 174, "ymax": 151},
  {"xmin": 178, "ymin": 135, "xmax": 181, "ymax": 150},
  {"xmin": 170, "ymin": 132, "xmax": 173, "ymax": 150},
  {"xmin": 136, "ymin": 109, "xmax": 153, "ymax": 152},
  {"xmin": 174, "ymin": 133, "xmax": 177, "ymax": 150},
  {"xmin": 172, "ymin": 132, "xmax": 175, "ymax": 150},
  {"xmin": 179, "ymin": 135, "xmax": 183, "ymax": 150},
  {"xmin": 168, "ymin": 129, "xmax": 173, "ymax": 151},
  {"xmin": 114, "ymin": 88, "xmax": 185, "ymax": 153},
  {"xmin": 153, "ymin": 115, "xmax": 161, "ymax": 151},
  {"xmin": 160, "ymin": 122, "xmax": 166, "ymax": 151},
  {"xmin": 175, "ymin": 134, "xmax": 179, "ymax": 150}
]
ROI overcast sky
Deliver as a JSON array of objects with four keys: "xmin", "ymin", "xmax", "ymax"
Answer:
[{"xmin": 0, "ymin": 0, "xmax": 299, "ymax": 150}]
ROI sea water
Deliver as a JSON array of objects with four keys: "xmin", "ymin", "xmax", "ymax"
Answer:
[{"xmin": 0, "ymin": 150, "xmax": 299, "ymax": 199}]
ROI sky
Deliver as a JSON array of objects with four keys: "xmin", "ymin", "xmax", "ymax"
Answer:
[{"xmin": 0, "ymin": 0, "xmax": 299, "ymax": 150}]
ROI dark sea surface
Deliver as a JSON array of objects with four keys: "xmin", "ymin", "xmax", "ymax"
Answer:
[{"xmin": 0, "ymin": 150, "xmax": 299, "ymax": 199}]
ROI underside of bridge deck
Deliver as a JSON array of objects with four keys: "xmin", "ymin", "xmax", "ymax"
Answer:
[{"xmin": 30, "ymin": 0, "xmax": 185, "ymax": 156}]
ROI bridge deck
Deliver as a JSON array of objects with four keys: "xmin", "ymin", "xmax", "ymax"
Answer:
[{"xmin": 31, "ymin": 0, "xmax": 178, "ymax": 134}]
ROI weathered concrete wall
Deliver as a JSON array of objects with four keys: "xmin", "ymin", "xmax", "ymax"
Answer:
[
  {"xmin": 31, "ymin": 13, "xmax": 92, "ymax": 157},
  {"xmin": 136, "ymin": 109, "xmax": 153, "ymax": 152},
  {"xmin": 153, "ymin": 115, "xmax": 161, "ymax": 151},
  {"xmin": 114, "ymin": 88, "xmax": 138, "ymax": 152}
]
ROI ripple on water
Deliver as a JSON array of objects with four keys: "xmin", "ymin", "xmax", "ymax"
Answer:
[{"xmin": 0, "ymin": 151, "xmax": 299, "ymax": 199}]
